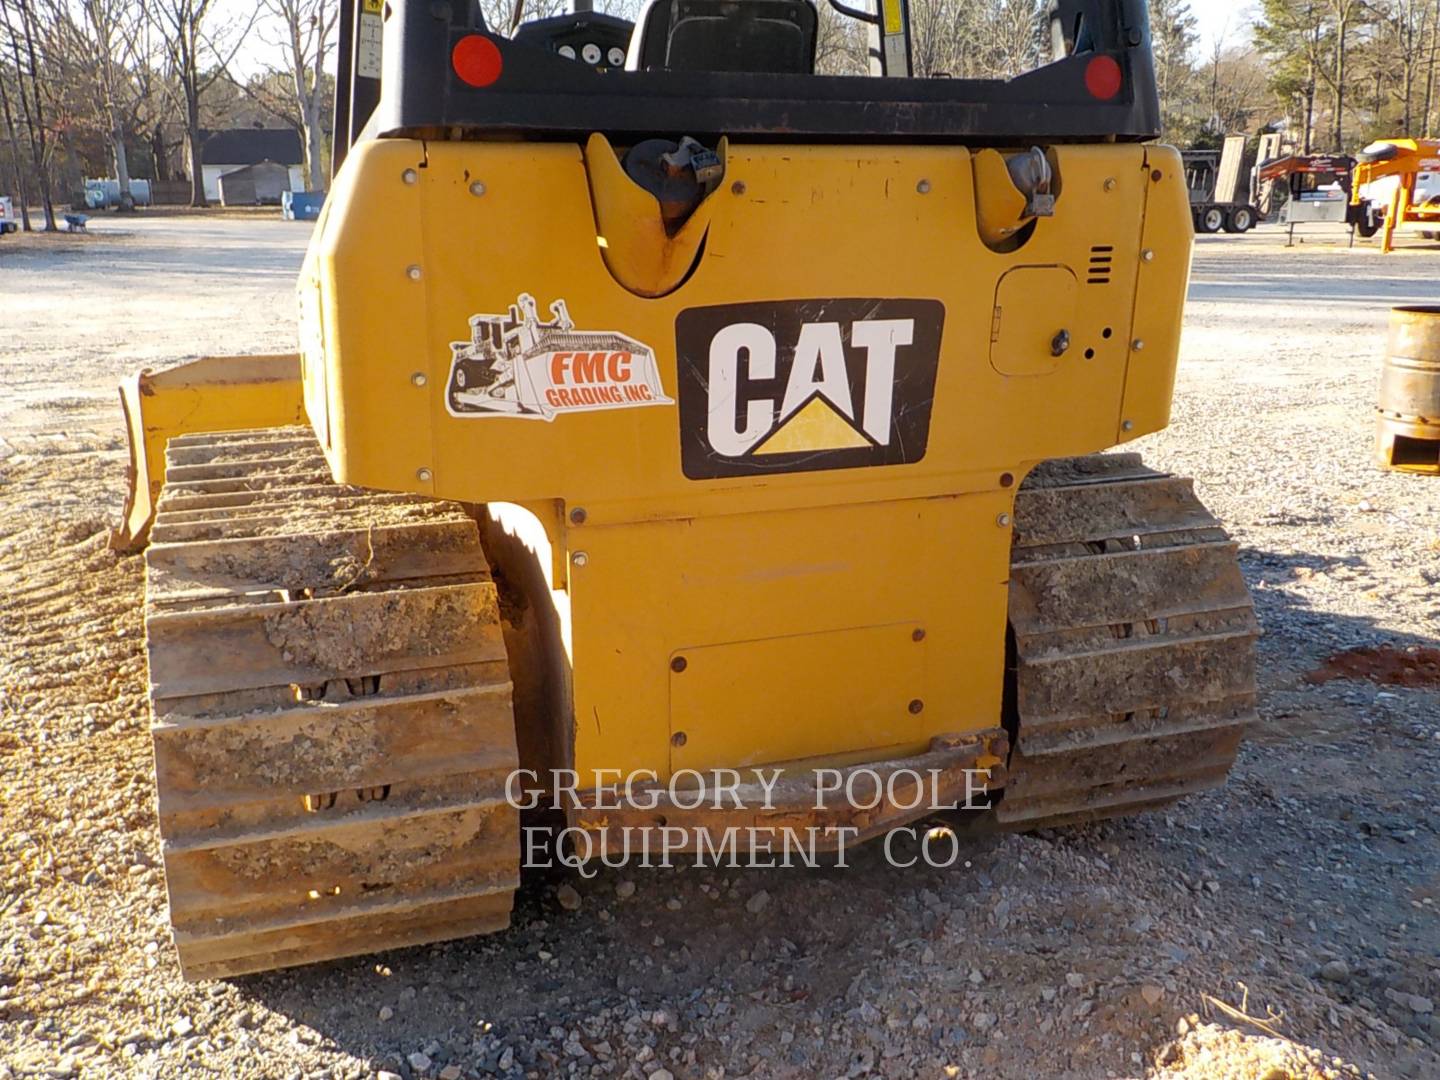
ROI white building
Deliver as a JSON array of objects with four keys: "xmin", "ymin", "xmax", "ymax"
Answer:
[{"xmin": 198, "ymin": 129, "xmax": 305, "ymax": 203}]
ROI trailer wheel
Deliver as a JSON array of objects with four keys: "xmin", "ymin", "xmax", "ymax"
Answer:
[
  {"xmin": 1357, "ymin": 216, "xmax": 1382, "ymax": 239},
  {"xmin": 1225, "ymin": 207, "xmax": 1256, "ymax": 233},
  {"xmin": 1198, "ymin": 207, "xmax": 1226, "ymax": 234}
]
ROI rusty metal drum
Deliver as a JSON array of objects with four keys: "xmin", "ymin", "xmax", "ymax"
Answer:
[{"xmin": 1377, "ymin": 306, "xmax": 1440, "ymax": 474}]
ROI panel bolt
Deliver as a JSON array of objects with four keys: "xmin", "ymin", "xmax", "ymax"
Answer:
[
  {"xmin": 671, "ymin": 731, "xmax": 688, "ymax": 747},
  {"xmin": 999, "ymin": 472, "xmax": 1015, "ymax": 488},
  {"xmin": 569, "ymin": 507, "xmax": 587, "ymax": 525},
  {"xmin": 1151, "ymin": 169, "xmax": 1164, "ymax": 182},
  {"xmin": 469, "ymin": 181, "xmax": 486, "ymax": 197},
  {"xmin": 572, "ymin": 551, "xmax": 589, "ymax": 568},
  {"xmin": 908, "ymin": 699, "xmax": 925, "ymax": 715},
  {"xmin": 671, "ymin": 656, "xmax": 687, "ymax": 673},
  {"xmin": 1132, "ymin": 339, "xmax": 1145, "ymax": 351},
  {"xmin": 912, "ymin": 628, "xmax": 926, "ymax": 643},
  {"xmin": 1104, "ymin": 178, "xmax": 1117, "ymax": 192},
  {"xmin": 402, "ymin": 168, "xmax": 418, "ymax": 184},
  {"xmin": 731, "ymin": 181, "xmax": 746, "ymax": 195},
  {"xmin": 997, "ymin": 513, "xmax": 1012, "ymax": 528},
  {"xmin": 917, "ymin": 179, "xmax": 931, "ymax": 194},
  {"xmin": 1142, "ymin": 249, "xmax": 1155, "ymax": 262},
  {"xmin": 406, "ymin": 264, "xmax": 422, "ymax": 281},
  {"xmin": 416, "ymin": 467, "xmax": 432, "ymax": 482},
  {"xmin": 1122, "ymin": 419, "xmax": 1135, "ymax": 432},
  {"xmin": 411, "ymin": 372, "xmax": 427, "ymax": 387}
]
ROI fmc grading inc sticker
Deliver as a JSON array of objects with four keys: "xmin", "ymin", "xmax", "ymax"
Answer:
[{"xmin": 445, "ymin": 294, "xmax": 672, "ymax": 420}]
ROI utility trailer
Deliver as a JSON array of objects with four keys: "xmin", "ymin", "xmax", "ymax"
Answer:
[
  {"xmin": 1183, "ymin": 136, "xmax": 1259, "ymax": 234},
  {"xmin": 1256, "ymin": 154, "xmax": 1382, "ymax": 246}
]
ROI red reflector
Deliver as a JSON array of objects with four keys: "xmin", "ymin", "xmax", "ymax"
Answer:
[
  {"xmin": 1084, "ymin": 55, "xmax": 1123, "ymax": 101},
  {"xmin": 453, "ymin": 34, "xmax": 503, "ymax": 88}
]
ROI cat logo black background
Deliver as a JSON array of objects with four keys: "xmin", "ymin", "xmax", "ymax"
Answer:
[{"xmin": 676, "ymin": 299, "xmax": 944, "ymax": 480}]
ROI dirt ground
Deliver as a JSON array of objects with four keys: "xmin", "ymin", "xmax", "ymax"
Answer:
[{"xmin": 1, "ymin": 216, "xmax": 1437, "ymax": 1080}]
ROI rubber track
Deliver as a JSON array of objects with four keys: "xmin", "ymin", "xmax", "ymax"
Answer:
[
  {"xmin": 997, "ymin": 454, "xmax": 1259, "ymax": 829},
  {"xmin": 143, "ymin": 427, "xmax": 519, "ymax": 979}
]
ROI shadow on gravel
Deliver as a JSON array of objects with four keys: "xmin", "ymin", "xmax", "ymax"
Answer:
[
  {"xmin": 1238, "ymin": 544, "xmax": 1440, "ymax": 663},
  {"xmin": 206, "ymin": 543, "xmax": 1440, "ymax": 1080},
  {"xmin": 226, "ymin": 834, "xmax": 1027, "ymax": 1077}
]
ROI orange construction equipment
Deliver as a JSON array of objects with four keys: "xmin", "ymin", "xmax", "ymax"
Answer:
[{"xmin": 1352, "ymin": 139, "xmax": 1440, "ymax": 253}]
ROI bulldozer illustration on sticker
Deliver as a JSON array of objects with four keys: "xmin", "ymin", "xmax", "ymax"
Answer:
[{"xmin": 446, "ymin": 293, "xmax": 671, "ymax": 420}]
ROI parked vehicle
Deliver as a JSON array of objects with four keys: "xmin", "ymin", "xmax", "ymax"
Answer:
[
  {"xmin": 0, "ymin": 196, "xmax": 18, "ymax": 235},
  {"xmin": 1183, "ymin": 137, "xmax": 1260, "ymax": 234}
]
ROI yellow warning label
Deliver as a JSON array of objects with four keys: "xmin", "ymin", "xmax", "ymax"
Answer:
[
  {"xmin": 362, "ymin": 0, "xmax": 382, "ymax": 13},
  {"xmin": 882, "ymin": 0, "xmax": 903, "ymax": 36},
  {"xmin": 753, "ymin": 397, "xmax": 872, "ymax": 455}
]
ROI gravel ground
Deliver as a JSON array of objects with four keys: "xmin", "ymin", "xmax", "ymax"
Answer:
[{"xmin": 1, "ymin": 217, "xmax": 1437, "ymax": 1080}]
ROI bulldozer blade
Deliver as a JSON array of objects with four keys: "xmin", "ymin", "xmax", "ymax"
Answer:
[{"xmin": 111, "ymin": 355, "xmax": 307, "ymax": 553}]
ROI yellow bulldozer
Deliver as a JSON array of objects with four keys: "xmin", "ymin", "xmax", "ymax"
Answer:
[{"xmin": 113, "ymin": 0, "xmax": 1258, "ymax": 980}]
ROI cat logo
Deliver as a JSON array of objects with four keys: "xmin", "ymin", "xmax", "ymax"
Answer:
[{"xmin": 675, "ymin": 299, "xmax": 945, "ymax": 479}]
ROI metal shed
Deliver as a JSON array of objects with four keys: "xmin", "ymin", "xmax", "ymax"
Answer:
[{"xmin": 217, "ymin": 160, "xmax": 292, "ymax": 206}]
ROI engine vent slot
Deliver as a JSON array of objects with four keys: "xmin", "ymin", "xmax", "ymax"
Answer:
[{"xmin": 1087, "ymin": 245, "xmax": 1114, "ymax": 285}]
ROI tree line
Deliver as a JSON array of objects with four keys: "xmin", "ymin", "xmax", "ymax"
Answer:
[
  {"xmin": 3, "ymin": 1, "xmax": 1437, "ymax": 232},
  {"xmin": 0, "ymin": 0, "xmax": 332, "ymax": 229},
  {"xmin": 1254, "ymin": 0, "xmax": 1440, "ymax": 153}
]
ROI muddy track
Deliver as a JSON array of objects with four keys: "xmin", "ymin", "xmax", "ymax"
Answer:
[
  {"xmin": 143, "ymin": 428, "xmax": 520, "ymax": 979},
  {"xmin": 999, "ymin": 455, "xmax": 1260, "ymax": 829}
]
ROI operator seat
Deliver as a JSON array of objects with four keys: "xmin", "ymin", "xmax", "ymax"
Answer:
[{"xmin": 625, "ymin": 0, "xmax": 818, "ymax": 75}]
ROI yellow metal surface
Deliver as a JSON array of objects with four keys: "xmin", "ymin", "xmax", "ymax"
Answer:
[
  {"xmin": 1120, "ymin": 146, "xmax": 1192, "ymax": 442},
  {"xmin": 299, "ymin": 136, "xmax": 1194, "ymax": 782},
  {"xmin": 971, "ymin": 148, "xmax": 1031, "ymax": 248},
  {"xmin": 670, "ymin": 622, "xmax": 927, "ymax": 772},
  {"xmin": 111, "ymin": 354, "xmax": 306, "ymax": 551},
  {"xmin": 991, "ymin": 266, "xmax": 1078, "ymax": 375},
  {"xmin": 584, "ymin": 132, "xmax": 717, "ymax": 298}
]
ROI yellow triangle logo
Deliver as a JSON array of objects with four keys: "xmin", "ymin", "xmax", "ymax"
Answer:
[{"xmin": 752, "ymin": 395, "xmax": 872, "ymax": 455}]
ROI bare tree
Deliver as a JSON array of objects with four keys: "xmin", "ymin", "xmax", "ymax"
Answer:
[
  {"xmin": 477, "ymin": 0, "xmax": 582, "ymax": 34},
  {"xmin": 72, "ymin": 0, "xmax": 149, "ymax": 210},
  {"xmin": 984, "ymin": 0, "xmax": 1047, "ymax": 78},
  {"xmin": 1370, "ymin": 0, "xmax": 1440, "ymax": 134},
  {"xmin": 0, "ymin": 54, "xmax": 31, "ymax": 228},
  {"xmin": 151, "ymin": 0, "xmax": 256, "ymax": 206},
  {"xmin": 1255, "ymin": 0, "xmax": 1329, "ymax": 153},
  {"xmin": 0, "ymin": 0, "xmax": 56, "ymax": 229},
  {"xmin": 261, "ymin": 0, "xmax": 334, "ymax": 191},
  {"xmin": 1425, "ymin": 0, "xmax": 1440, "ymax": 134},
  {"xmin": 1149, "ymin": 0, "xmax": 1199, "ymax": 139},
  {"xmin": 814, "ymin": 0, "xmax": 867, "ymax": 75},
  {"xmin": 910, "ymin": 0, "xmax": 986, "ymax": 78},
  {"xmin": 1321, "ymin": 0, "xmax": 1363, "ymax": 149}
]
